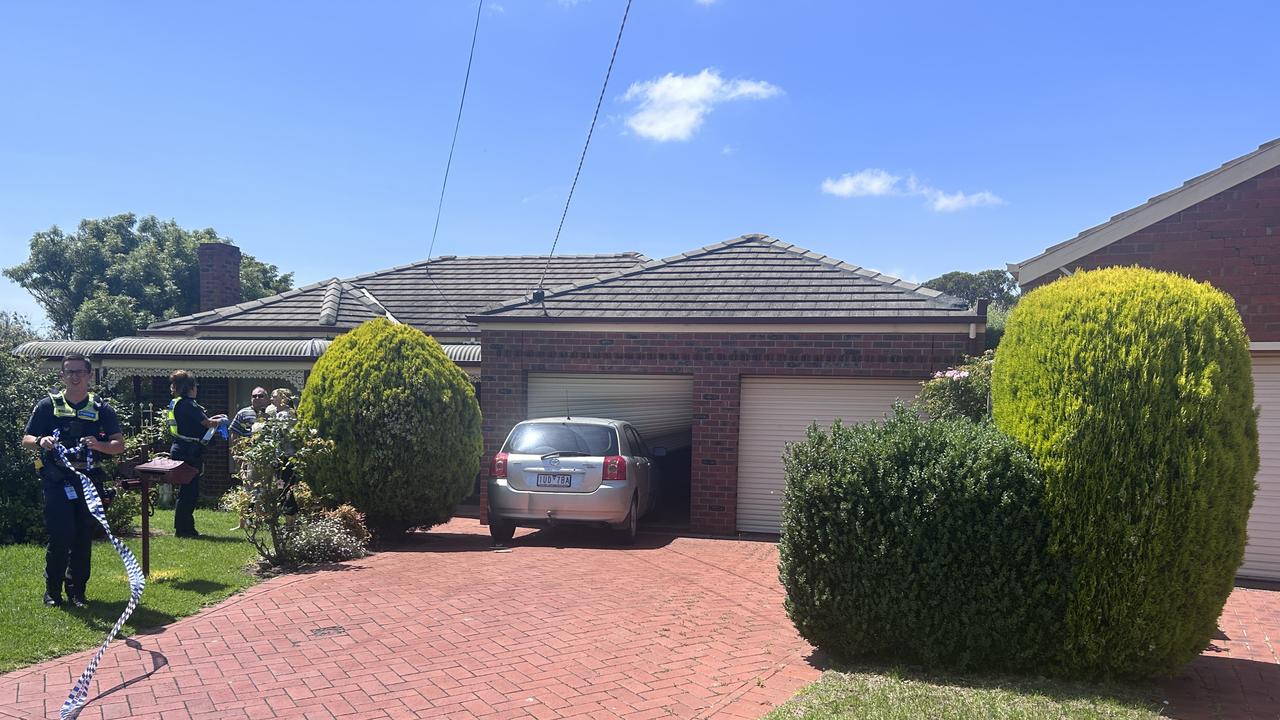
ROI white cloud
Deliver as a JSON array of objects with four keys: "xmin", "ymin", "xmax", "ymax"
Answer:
[
  {"xmin": 695, "ymin": 0, "xmax": 718, "ymax": 5},
  {"xmin": 924, "ymin": 189, "xmax": 1004, "ymax": 212},
  {"xmin": 721, "ymin": 145, "xmax": 735, "ymax": 155},
  {"xmin": 820, "ymin": 169, "xmax": 901, "ymax": 197},
  {"xmin": 821, "ymin": 169, "xmax": 1004, "ymax": 212},
  {"xmin": 622, "ymin": 69, "xmax": 781, "ymax": 142}
]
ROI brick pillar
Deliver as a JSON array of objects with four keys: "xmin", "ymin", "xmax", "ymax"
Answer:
[
  {"xmin": 197, "ymin": 242, "xmax": 242, "ymax": 312},
  {"xmin": 197, "ymin": 377, "xmax": 233, "ymax": 498}
]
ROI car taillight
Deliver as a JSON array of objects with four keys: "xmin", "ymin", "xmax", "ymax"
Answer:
[
  {"xmin": 602, "ymin": 455, "xmax": 626, "ymax": 482},
  {"xmin": 490, "ymin": 452, "xmax": 508, "ymax": 479}
]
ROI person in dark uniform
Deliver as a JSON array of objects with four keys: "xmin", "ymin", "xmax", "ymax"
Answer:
[
  {"xmin": 21, "ymin": 353, "xmax": 125, "ymax": 607},
  {"xmin": 166, "ymin": 370, "xmax": 227, "ymax": 538}
]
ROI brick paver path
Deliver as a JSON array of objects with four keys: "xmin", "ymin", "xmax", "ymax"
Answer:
[
  {"xmin": 0, "ymin": 518, "xmax": 1276, "ymax": 719},
  {"xmin": 0, "ymin": 520, "xmax": 820, "ymax": 719}
]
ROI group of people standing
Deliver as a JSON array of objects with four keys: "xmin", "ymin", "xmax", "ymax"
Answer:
[{"xmin": 22, "ymin": 353, "xmax": 295, "ymax": 608}]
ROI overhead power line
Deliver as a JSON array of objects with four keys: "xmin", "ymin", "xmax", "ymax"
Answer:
[
  {"xmin": 423, "ymin": 0, "xmax": 485, "ymax": 325},
  {"xmin": 538, "ymin": 0, "xmax": 634, "ymax": 289}
]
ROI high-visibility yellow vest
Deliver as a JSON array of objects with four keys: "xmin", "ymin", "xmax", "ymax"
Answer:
[
  {"xmin": 51, "ymin": 390, "xmax": 100, "ymax": 421},
  {"xmin": 166, "ymin": 398, "xmax": 208, "ymax": 444}
]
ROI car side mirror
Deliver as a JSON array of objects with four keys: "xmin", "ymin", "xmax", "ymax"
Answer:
[{"xmin": 652, "ymin": 446, "xmax": 667, "ymax": 458}]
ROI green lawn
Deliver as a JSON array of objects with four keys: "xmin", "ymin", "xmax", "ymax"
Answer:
[
  {"xmin": 0, "ymin": 508, "xmax": 260, "ymax": 673},
  {"xmin": 764, "ymin": 667, "xmax": 1164, "ymax": 720}
]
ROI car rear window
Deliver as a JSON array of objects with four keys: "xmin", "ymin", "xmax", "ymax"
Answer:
[{"xmin": 505, "ymin": 423, "xmax": 619, "ymax": 456}]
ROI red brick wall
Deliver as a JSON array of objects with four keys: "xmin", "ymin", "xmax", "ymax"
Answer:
[
  {"xmin": 143, "ymin": 374, "xmax": 233, "ymax": 498},
  {"xmin": 479, "ymin": 328, "xmax": 976, "ymax": 535},
  {"xmin": 1026, "ymin": 166, "xmax": 1280, "ymax": 341},
  {"xmin": 197, "ymin": 242, "xmax": 242, "ymax": 313},
  {"xmin": 198, "ymin": 377, "xmax": 233, "ymax": 498}
]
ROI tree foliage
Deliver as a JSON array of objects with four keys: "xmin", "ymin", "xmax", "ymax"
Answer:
[
  {"xmin": 4, "ymin": 213, "xmax": 293, "ymax": 338},
  {"xmin": 0, "ymin": 351, "xmax": 56, "ymax": 544},
  {"xmin": 72, "ymin": 293, "xmax": 139, "ymax": 340},
  {"xmin": 993, "ymin": 267, "xmax": 1257, "ymax": 678},
  {"xmin": 298, "ymin": 318, "xmax": 483, "ymax": 537},
  {"xmin": 924, "ymin": 269, "xmax": 1020, "ymax": 309},
  {"xmin": 0, "ymin": 312, "xmax": 43, "ymax": 352}
]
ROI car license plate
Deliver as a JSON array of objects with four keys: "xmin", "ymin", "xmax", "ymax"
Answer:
[{"xmin": 536, "ymin": 473, "xmax": 573, "ymax": 487}]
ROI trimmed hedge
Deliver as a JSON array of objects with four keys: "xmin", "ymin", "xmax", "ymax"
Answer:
[
  {"xmin": 993, "ymin": 267, "xmax": 1257, "ymax": 678},
  {"xmin": 779, "ymin": 407, "xmax": 1063, "ymax": 671},
  {"xmin": 298, "ymin": 318, "xmax": 483, "ymax": 537}
]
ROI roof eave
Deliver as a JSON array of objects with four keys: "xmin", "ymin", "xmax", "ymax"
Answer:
[
  {"xmin": 1012, "ymin": 138, "xmax": 1280, "ymax": 286},
  {"xmin": 469, "ymin": 313, "xmax": 984, "ymax": 325}
]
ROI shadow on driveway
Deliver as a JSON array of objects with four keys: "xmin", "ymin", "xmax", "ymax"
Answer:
[{"xmin": 381, "ymin": 524, "xmax": 681, "ymax": 553}]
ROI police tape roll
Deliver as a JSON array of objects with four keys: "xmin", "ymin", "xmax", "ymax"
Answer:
[{"xmin": 50, "ymin": 430, "xmax": 146, "ymax": 720}]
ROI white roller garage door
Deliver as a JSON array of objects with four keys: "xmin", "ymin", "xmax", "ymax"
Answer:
[
  {"xmin": 527, "ymin": 373, "xmax": 694, "ymax": 443},
  {"xmin": 1242, "ymin": 354, "xmax": 1280, "ymax": 581},
  {"xmin": 737, "ymin": 376, "xmax": 922, "ymax": 534}
]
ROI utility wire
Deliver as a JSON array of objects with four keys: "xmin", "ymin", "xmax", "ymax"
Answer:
[
  {"xmin": 424, "ymin": 0, "xmax": 484, "ymax": 326},
  {"xmin": 538, "ymin": 0, "xmax": 633, "ymax": 289}
]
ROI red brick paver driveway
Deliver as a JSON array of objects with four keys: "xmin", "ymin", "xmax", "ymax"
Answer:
[
  {"xmin": 1, "ymin": 519, "xmax": 1277, "ymax": 719},
  {"xmin": 1, "ymin": 520, "xmax": 820, "ymax": 719}
]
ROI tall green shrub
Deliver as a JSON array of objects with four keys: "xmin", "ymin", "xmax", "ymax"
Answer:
[
  {"xmin": 992, "ymin": 267, "xmax": 1257, "ymax": 678},
  {"xmin": 779, "ymin": 407, "xmax": 1062, "ymax": 671},
  {"xmin": 0, "ymin": 354, "xmax": 56, "ymax": 544},
  {"xmin": 298, "ymin": 318, "xmax": 482, "ymax": 537}
]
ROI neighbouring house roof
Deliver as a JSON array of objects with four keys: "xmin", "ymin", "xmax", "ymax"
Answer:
[
  {"xmin": 1010, "ymin": 138, "xmax": 1280, "ymax": 286},
  {"xmin": 472, "ymin": 234, "xmax": 976, "ymax": 323},
  {"xmin": 13, "ymin": 337, "xmax": 482, "ymax": 365},
  {"xmin": 145, "ymin": 253, "xmax": 649, "ymax": 338}
]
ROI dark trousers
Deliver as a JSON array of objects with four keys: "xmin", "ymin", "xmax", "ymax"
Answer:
[
  {"xmin": 42, "ymin": 468, "xmax": 98, "ymax": 598},
  {"xmin": 175, "ymin": 472, "xmax": 201, "ymax": 534}
]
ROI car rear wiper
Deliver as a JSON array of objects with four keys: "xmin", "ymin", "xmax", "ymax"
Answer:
[{"xmin": 541, "ymin": 451, "xmax": 589, "ymax": 458}]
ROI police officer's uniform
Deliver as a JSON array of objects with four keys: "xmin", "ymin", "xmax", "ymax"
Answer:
[
  {"xmin": 167, "ymin": 396, "xmax": 211, "ymax": 537},
  {"xmin": 25, "ymin": 391, "xmax": 121, "ymax": 603}
]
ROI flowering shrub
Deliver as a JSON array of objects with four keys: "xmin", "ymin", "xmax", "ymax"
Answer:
[
  {"xmin": 918, "ymin": 351, "xmax": 993, "ymax": 422},
  {"xmin": 282, "ymin": 515, "xmax": 368, "ymax": 565},
  {"xmin": 225, "ymin": 416, "xmax": 367, "ymax": 566}
]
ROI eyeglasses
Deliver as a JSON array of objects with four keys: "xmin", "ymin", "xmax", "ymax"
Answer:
[
  {"xmin": 62, "ymin": 369, "xmax": 89, "ymax": 377},
  {"xmin": 252, "ymin": 393, "xmax": 268, "ymax": 398}
]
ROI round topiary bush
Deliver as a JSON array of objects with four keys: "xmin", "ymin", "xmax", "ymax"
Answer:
[
  {"xmin": 992, "ymin": 267, "xmax": 1258, "ymax": 678},
  {"xmin": 779, "ymin": 407, "xmax": 1063, "ymax": 671},
  {"xmin": 298, "ymin": 318, "xmax": 483, "ymax": 537}
]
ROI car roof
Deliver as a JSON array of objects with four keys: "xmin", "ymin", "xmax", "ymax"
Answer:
[{"xmin": 519, "ymin": 416, "xmax": 624, "ymax": 428}]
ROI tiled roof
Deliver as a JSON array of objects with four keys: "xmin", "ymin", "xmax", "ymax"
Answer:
[
  {"xmin": 145, "ymin": 254, "xmax": 647, "ymax": 337},
  {"xmin": 473, "ymin": 234, "xmax": 973, "ymax": 322}
]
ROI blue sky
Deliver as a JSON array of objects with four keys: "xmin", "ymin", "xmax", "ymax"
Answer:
[{"xmin": 2, "ymin": 1, "xmax": 1277, "ymax": 331}]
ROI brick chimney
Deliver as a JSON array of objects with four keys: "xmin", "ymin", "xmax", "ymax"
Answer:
[{"xmin": 197, "ymin": 242, "xmax": 242, "ymax": 312}]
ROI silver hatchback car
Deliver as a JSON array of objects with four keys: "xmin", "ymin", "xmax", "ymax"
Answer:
[{"xmin": 487, "ymin": 417, "xmax": 660, "ymax": 545}]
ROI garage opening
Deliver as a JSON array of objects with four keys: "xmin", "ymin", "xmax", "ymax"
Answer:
[
  {"xmin": 738, "ymin": 376, "xmax": 924, "ymax": 534},
  {"xmin": 1243, "ymin": 354, "xmax": 1280, "ymax": 581},
  {"xmin": 527, "ymin": 373, "xmax": 694, "ymax": 529}
]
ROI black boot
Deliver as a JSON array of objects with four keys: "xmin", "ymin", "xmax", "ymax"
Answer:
[
  {"xmin": 64, "ymin": 582, "xmax": 88, "ymax": 608},
  {"xmin": 44, "ymin": 586, "xmax": 63, "ymax": 607}
]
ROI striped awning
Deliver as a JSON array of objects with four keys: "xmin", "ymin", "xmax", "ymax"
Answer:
[{"xmin": 13, "ymin": 337, "xmax": 481, "ymax": 364}]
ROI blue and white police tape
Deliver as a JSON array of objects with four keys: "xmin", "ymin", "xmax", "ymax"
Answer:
[{"xmin": 49, "ymin": 430, "xmax": 146, "ymax": 720}]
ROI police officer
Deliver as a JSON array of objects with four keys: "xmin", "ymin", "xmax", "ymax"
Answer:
[
  {"xmin": 166, "ymin": 370, "xmax": 227, "ymax": 538},
  {"xmin": 22, "ymin": 353, "xmax": 125, "ymax": 608}
]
